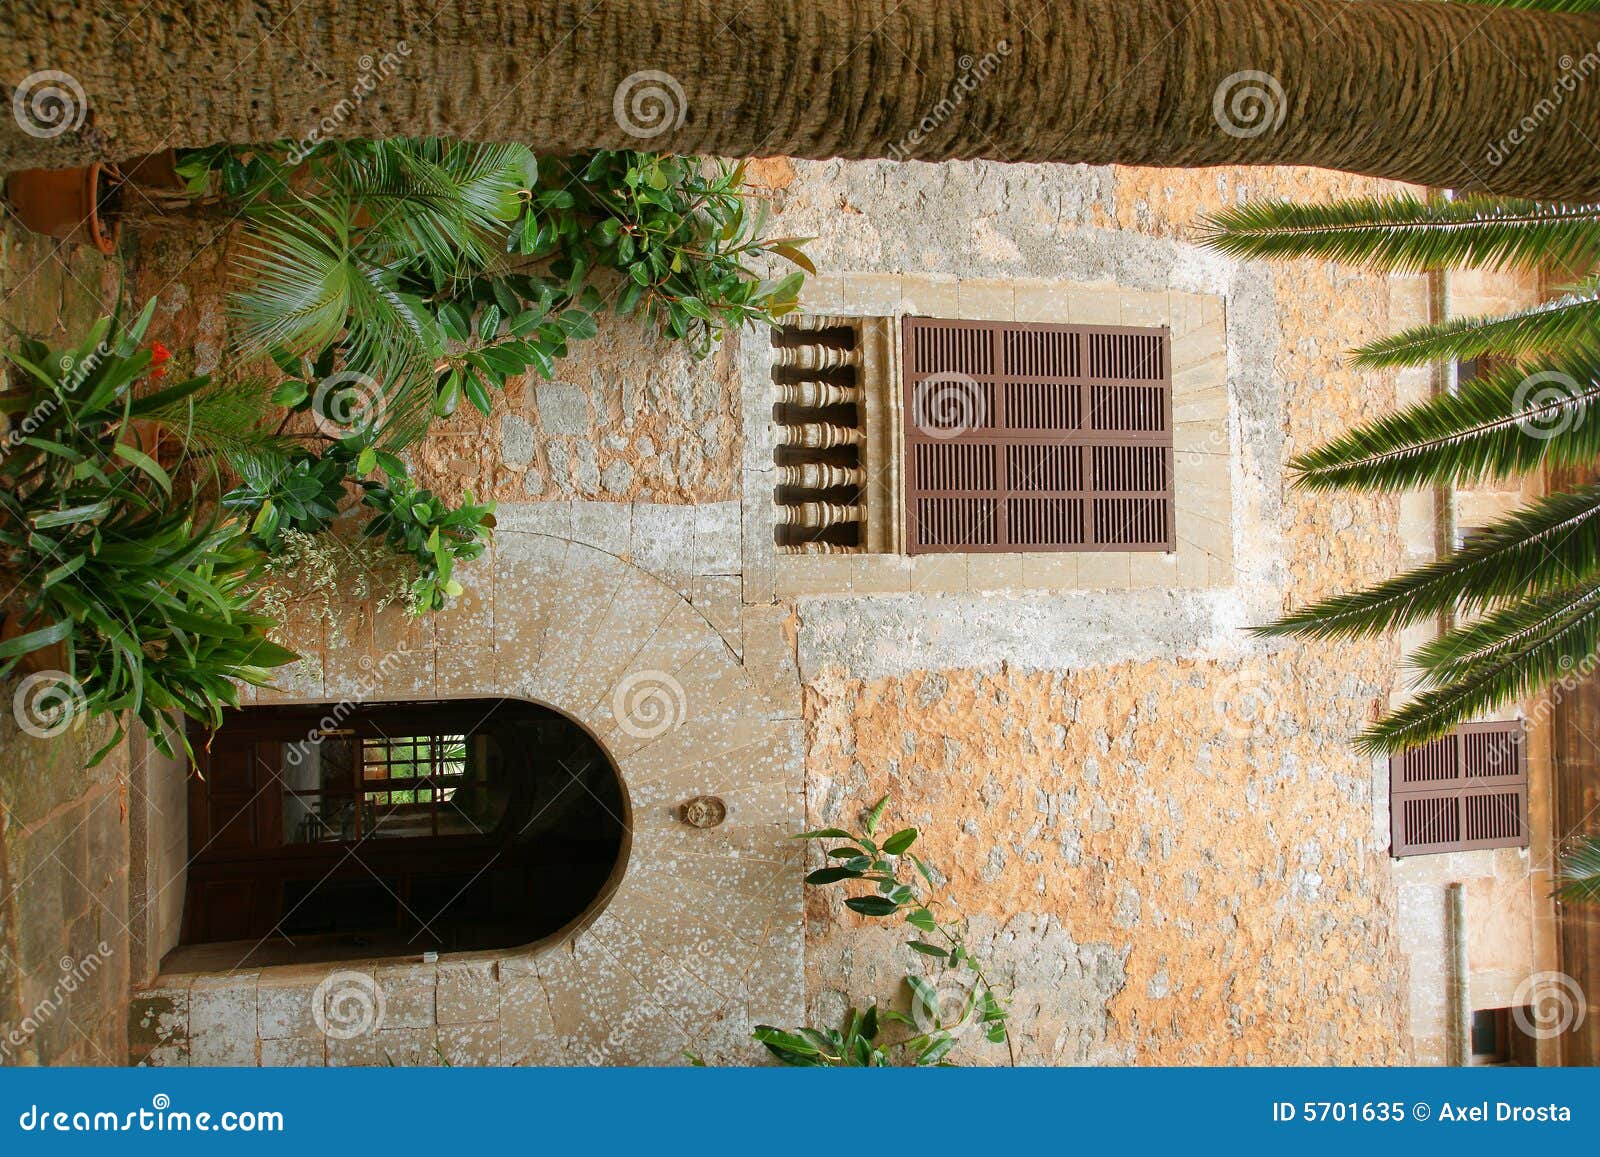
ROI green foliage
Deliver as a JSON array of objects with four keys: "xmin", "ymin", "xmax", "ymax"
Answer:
[
  {"xmin": 1350, "ymin": 278, "xmax": 1600, "ymax": 370},
  {"xmin": 212, "ymin": 140, "xmax": 808, "ymax": 446},
  {"xmin": 359, "ymin": 473, "xmax": 495, "ymax": 615},
  {"xmin": 0, "ymin": 305, "xmax": 295, "ymax": 761},
  {"xmin": 1199, "ymin": 196, "xmax": 1600, "ymax": 275},
  {"xmin": 252, "ymin": 528, "xmax": 415, "ymax": 640},
  {"xmin": 220, "ymin": 440, "xmax": 495, "ymax": 617},
  {"xmin": 513, "ymin": 152, "xmax": 807, "ymax": 355},
  {"xmin": 753, "ymin": 796, "xmax": 1009, "ymax": 1067},
  {"xmin": 1201, "ymin": 195, "xmax": 1600, "ymax": 753},
  {"xmin": 1558, "ymin": 835, "xmax": 1600, "ymax": 904},
  {"xmin": 1287, "ymin": 348, "xmax": 1600, "ymax": 494},
  {"xmin": 223, "ymin": 450, "xmax": 350, "ymax": 548},
  {"xmin": 1259, "ymin": 485, "xmax": 1600, "ymax": 643}
]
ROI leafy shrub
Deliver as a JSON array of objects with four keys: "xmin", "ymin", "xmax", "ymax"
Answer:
[
  {"xmin": 750, "ymin": 797, "xmax": 1009, "ymax": 1067},
  {"xmin": 357, "ymin": 472, "xmax": 495, "ymax": 615},
  {"xmin": 200, "ymin": 139, "xmax": 806, "ymax": 443},
  {"xmin": 0, "ymin": 304, "xmax": 296, "ymax": 760}
]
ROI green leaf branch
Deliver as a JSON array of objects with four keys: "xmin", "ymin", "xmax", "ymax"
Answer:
[{"xmin": 753, "ymin": 795, "xmax": 1011, "ymax": 1066}]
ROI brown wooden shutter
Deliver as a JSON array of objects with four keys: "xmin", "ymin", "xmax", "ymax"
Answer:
[
  {"xmin": 901, "ymin": 317, "xmax": 1173, "ymax": 554},
  {"xmin": 1390, "ymin": 720, "xmax": 1529, "ymax": 856}
]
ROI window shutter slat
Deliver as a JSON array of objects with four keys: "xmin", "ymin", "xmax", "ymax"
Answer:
[
  {"xmin": 1390, "ymin": 721, "xmax": 1528, "ymax": 856},
  {"xmin": 902, "ymin": 318, "xmax": 1173, "ymax": 555}
]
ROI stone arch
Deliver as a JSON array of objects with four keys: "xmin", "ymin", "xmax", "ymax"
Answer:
[{"xmin": 133, "ymin": 533, "xmax": 803, "ymax": 1067}]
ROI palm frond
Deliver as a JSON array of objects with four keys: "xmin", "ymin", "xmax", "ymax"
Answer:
[
  {"xmin": 1357, "ymin": 585, "xmax": 1600, "ymax": 753},
  {"xmin": 137, "ymin": 377, "xmax": 297, "ymax": 478},
  {"xmin": 1410, "ymin": 584, "xmax": 1600, "ymax": 684},
  {"xmin": 231, "ymin": 203, "xmax": 364, "ymax": 356},
  {"xmin": 1199, "ymin": 195, "xmax": 1600, "ymax": 273},
  {"xmin": 1258, "ymin": 484, "xmax": 1600, "ymax": 640},
  {"xmin": 340, "ymin": 139, "xmax": 531, "ymax": 283},
  {"xmin": 1458, "ymin": 0, "xmax": 1600, "ymax": 10},
  {"xmin": 1350, "ymin": 278, "xmax": 1600, "ymax": 368},
  {"xmin": 1290, "ymin": 346, "xmax": 1600, "ymax": 491},
  {"xmin": 1558, "ymin": 835, "xmax": 1600, "ymax": 904},
  {"xmin": 231, "ymin": 201, "xmax": 441, "ymax": 443}
]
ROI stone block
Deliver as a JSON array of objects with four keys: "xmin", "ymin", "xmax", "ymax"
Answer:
[{"xmin": 436, "ymin": 961, "xmax": 499, "ymax": 1025}]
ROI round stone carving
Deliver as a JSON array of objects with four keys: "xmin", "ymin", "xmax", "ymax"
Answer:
[{"xmin": 679, "ymin": 795, "xmax": 728, "ymax": 828}]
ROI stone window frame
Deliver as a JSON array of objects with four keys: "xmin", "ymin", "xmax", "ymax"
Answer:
[{"xmin": 739, "ymin": 273, "xmax": 1233, "ymax": 600}]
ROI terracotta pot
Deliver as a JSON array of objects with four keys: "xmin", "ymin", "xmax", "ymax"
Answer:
[
  {"xmin": 119, "ymin": 149, "xmax": 186, "ymax": 191},
  {"xmin": 5, "ymin": 163, "xmax": 121, "ymax": 255},
  {"xmin": 0, "ymin": 611, "xmax": 69, "ymax": 676}
]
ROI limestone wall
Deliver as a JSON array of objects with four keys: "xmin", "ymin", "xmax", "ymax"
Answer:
[{"xmin": 0, "ymin": 153, "xmax": 1555, "ymax": 1068}]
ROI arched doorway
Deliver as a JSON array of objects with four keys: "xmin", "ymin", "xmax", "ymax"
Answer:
[{"xmin": 165, "ymin": 698, "xmax": 627, "ymax": 971}]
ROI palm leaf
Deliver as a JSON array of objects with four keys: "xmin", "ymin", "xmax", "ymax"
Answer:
[
  {"xmin": 1258, "ymin": 484, "xmax": 1600, "ymax": 640},
  {"xmin": 1459, "ymin": 0, "xmax": 1600, "ymax": 10},
  {"xmin": 1349, "ymin": 278, "xmax": 1600, "ymax": 368},
  {"xmin": 231, "ymin": 203, "xmax": 365, "ymax": 356},
  {"xmin": 1198, "ymin": 196, "xmax": 1600, "ymax": 274},
  {"xmin": 340, "ymin": 139, "xmax": 531, "ymax": 283},
  {"xmin": 1557, "ymin": 835, "xmax": 1600, "ymax": 904},
  {"xmin": 138, "ymin": 377, "xmax": 297, "ymax": 478},
  {"xmin": 1358, "ymin": 585, "xmax": 1600, "ymax": 753},
  {"xmin": 1411, "ymin": 583, "xmax": 1600, "ymax": 681},
  {"xmin": 1290, "ymin": 346, "xmax": 1600, "ymax": 491},
  {"xmin": 231, "ymin": 202, "xmax": 440, "ymax": 443}
]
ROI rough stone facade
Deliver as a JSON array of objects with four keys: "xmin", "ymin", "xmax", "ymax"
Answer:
[
  {"xmin": 0, "ymin": 229, "xmax": 131, "ymax": 1067},
  {"xmin": 0, "ymin": 153, "xmax": 1552, "ymax": 1067}
]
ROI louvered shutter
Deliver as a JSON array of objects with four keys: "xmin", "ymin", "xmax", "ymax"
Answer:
[
  {"xmin": 1390, "ymin": 720, "xmax": 1529, "ymax": 856},
  {"xmin": 901, "ymin": 318, "xmax": 1173, "ymax": 554}
]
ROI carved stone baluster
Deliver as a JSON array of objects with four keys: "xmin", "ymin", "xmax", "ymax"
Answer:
[
  {"xmin": 775, "ymin": 381, "xmax": 862, "ymax": 408},
  {"xmin": 773, "ymin": 501, "xmax": 865, "ymax": 529},
  {"xmin": 774, "ymin": 422, "xmax": 862, "ymax": 450},
  {"xmin": 777, "ymin": 541, "xmax": 857, "ymax": 555},
  {"xmin": 777, "ymin": 463, "xmax": 865, "ymax": 490},
  {"xmin": 774, "ymin": 345, "xmax": 860, "ymax": 372}
]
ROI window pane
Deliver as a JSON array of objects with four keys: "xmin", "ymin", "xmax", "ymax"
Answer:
[{"xmin": 281, "ymin": 733, "xmax": 359, "ymax": 844}]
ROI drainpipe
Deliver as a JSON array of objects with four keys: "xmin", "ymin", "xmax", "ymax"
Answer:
[{"xmin": 1446, "ymin": 881, "xmax": 1471, "ymax": 1065}]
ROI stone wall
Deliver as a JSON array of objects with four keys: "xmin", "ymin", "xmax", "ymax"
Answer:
[
  {"xmin": 0, "ymin": 712, "xmax": 130, "ymax": 1066},
  {"xmin": 5, "ymin": 153, "xmax": 1553, "ymax": 1068},
  {"xmin": 774, "ymin": 159, "xmax": 1417, "ymax": 1064},
  {"xmin": 0, "ymin": 226, "xmax": 132, "ymax": 1067}
]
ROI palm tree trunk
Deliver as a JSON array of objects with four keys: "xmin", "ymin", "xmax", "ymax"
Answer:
[{"xmin": 3, "ymin": 0, "xmax": 1599, "ymax": 199}]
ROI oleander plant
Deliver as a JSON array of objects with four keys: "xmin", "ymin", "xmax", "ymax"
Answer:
[{"xmin": 0, "ymin": 303, "xmax": 295, "ymax": 761}]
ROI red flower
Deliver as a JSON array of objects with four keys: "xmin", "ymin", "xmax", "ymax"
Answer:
[{"xmin": 147, "ymin": 341, "xmax": 171, "ymax": 380}]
